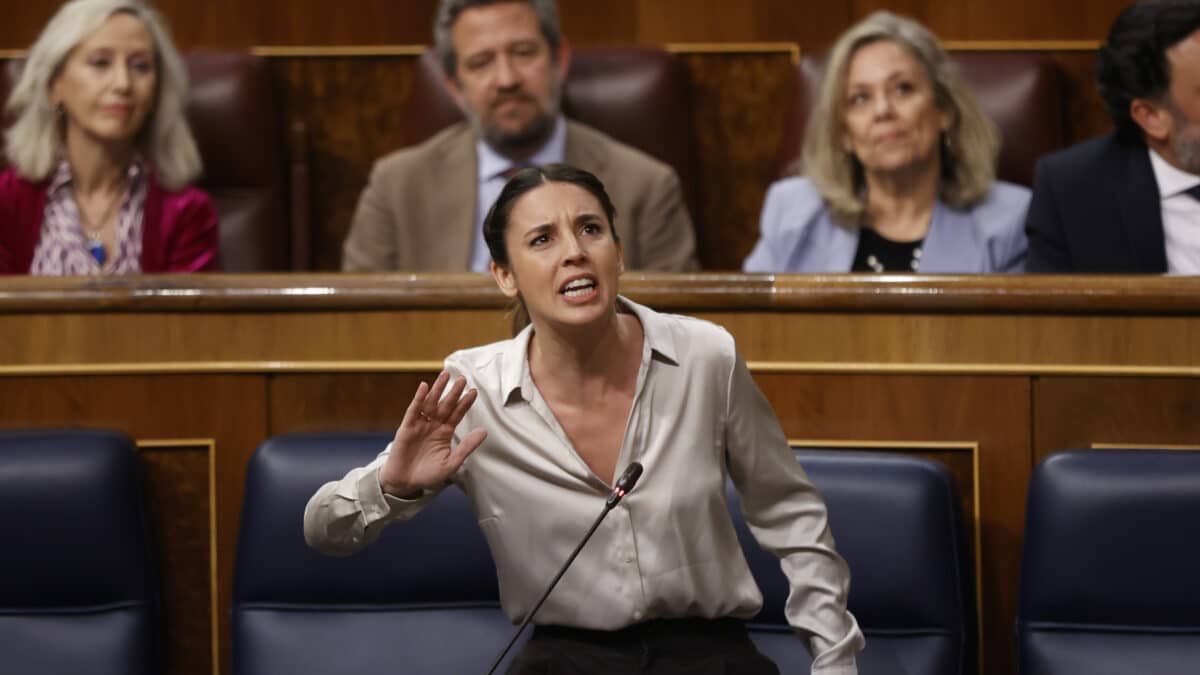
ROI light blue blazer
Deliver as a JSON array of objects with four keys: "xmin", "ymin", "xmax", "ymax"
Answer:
[{"xmin": 742, "ymin": 177, "xmax": 1031, "ymax": 273}]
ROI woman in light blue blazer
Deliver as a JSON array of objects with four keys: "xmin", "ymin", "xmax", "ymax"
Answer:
[{"xmin": 744, "ymin": 11, "xmax": 1030, "ymax": 274}]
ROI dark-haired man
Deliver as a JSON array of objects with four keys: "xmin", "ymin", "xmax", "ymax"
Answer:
[
  {"xmin": 341, "ymin": 0, "xmax": 698, "ymax": 273},
  {"xmin": 1026, "ymin": 0, "xmax": 1200, "ymax": 273}
]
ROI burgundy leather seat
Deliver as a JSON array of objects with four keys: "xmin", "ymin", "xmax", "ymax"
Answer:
[
  {"xmin": 776, "ymin": 51, "xmax": 1065, "ymax": 187},
  {"xmin": 186, "ymin": 52, "xmax": 289, "ymax": 271}
]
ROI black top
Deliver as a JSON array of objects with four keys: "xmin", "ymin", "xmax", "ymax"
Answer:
[{"xmin": 851, "ymin": 228, "xmax": 925, "ymax": 273}]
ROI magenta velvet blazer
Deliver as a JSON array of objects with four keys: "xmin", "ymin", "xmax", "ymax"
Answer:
[{"xmin": 0, "ymin": 167, "xmax": 219, "ymax": 274}]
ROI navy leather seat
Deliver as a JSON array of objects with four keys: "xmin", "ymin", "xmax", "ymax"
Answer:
[
  {"xmin": 233, "ymin": 432, "xmax": 519, "ymax": 675},
  {"xmin": 0, "ymin": 429, "xmax": 159, "ymax": 675},
  {"xmin": 727, "ymin": 449, "xmax": 973, "ymax": 675},
  {"xmin": 1018, "ymin": 449, "xmax": 1200, "ymax": 675}
]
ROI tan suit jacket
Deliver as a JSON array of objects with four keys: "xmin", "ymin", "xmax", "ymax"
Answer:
[{"xmin": 342, "ymin": 120, "xmax": 698, "ymax": 272}]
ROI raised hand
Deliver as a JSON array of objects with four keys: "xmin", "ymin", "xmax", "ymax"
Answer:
[{"xmin": 379, "ymin": 371, "xmax": 487, "ymax": 497}]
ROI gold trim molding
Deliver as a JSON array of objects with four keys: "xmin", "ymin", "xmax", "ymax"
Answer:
[
  {"xmin": 1, "ymin": 360, "xmax": 1197, "ymax": 378},
  {"xmin": 2, "ymin": 40, "xmax": 1099, "ymax": 64},
  {"xmin": 1092, "ymin": 443, "xmax": 1200, "ymax": 451},
  {"xmin": 251, "ymin": 44, "xmax": 427, "ymax": 57},
  {"xmin": 943, "ymin": 39, "xmax": 1099, "ymax": 51},
  {"xmin": 137, "ymin": 438, "xmax": 220, "ymax": 675},
  {"xmin": 749, "ymin": 362, "xmax": 1200, "ymax": 376},
  {"xmin": 665, "ymin": 42, "xmax": 800, "ymax": 63}
]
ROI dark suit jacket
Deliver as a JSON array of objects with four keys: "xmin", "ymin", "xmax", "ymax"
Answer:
[
  {"xmin": 1025, "ymin": 132, "xmax": 1167, "ymax": 273},
  {"xmin": 341, "ymin": 120, "xmax": 698, "ymax": 272}
]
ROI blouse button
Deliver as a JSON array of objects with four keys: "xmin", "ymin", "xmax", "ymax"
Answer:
[{"xmin": 622, "ymin": 551, "xmax": 635, "ymax": 563}]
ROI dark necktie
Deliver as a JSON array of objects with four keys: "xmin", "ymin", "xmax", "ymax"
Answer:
[
  {"xmin": 1184, "ymin": 184, "xmax": 1200, "ymax": 201},
  {"xmin": 500, "ymin": 165, "xmax": 525, "ymax": 181}
]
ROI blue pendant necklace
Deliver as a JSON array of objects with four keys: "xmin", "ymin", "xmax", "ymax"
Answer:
[
  {"xmin": 85, "ymin": 232, "xmax": 107, "ymax": 265},
  {"xmin": 79, "ymin": 186, "xmax": 124, "ymax": 267}
]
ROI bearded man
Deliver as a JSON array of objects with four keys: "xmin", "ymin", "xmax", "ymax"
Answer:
[
  {"xmin": 1026, "ymin": 0, "xmax": 1200, "ymax": 273},
  {"xmin": 341, "ymin": 0, "xmax": 698, "ymax": 273}
]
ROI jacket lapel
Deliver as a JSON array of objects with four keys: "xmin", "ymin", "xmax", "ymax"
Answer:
[
  {"xmin": 808, "ymin": 218, "xmax": 859, "ymax": 272},
  {"xmin": 564, "ymin": 122, "xmax": 607, "ymax": 177},
  {"xmin": 427, "ymin": 128, "xmax": 478, "ymax": 270},
  {"xmin": 1116, "ymin": 143, "xmax": 1168, "ymax": 272},
  {"xmin": 919, "ymin": 203, "xmax": 985, "ymax": 273}
]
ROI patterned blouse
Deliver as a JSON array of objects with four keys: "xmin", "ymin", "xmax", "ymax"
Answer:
[{"xmin": 30, "ymin": 159, "xmax": 148, "ymax": 275}]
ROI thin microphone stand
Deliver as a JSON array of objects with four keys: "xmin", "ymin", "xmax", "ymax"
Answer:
[{"xmin": 485, "ymin": 462, "xmax": 643, "ymax": 675}]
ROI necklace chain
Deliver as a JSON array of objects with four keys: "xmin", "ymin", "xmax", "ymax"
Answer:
[
  {"xmin": 76, "ymin": 180, "xmax": 127, "ymax": 269},
  {"xmin": 77, "ymin": 182, "xmax": 127, "ymax": 240}
]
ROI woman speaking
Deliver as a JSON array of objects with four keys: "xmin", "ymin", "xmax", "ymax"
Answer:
[{"xmin": 305, "ymin": 165, "xmax": 863, "ymax": 674}]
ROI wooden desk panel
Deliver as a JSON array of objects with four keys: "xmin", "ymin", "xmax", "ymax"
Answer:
[
  {"xmin": 1034, "ymin": 377, "xmax": 1200, "ymax": 461},
  {"xmin": 1, "ymin": 273, "xmax": 1198, "ymax": 675}
]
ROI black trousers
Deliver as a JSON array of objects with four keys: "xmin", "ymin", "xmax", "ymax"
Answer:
[{"xmin": 506, "ymin": 617, "xmax": 780, "ymax": 675}]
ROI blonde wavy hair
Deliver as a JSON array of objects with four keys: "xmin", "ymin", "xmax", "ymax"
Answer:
[
  {"xmin": 4, "ymin": 0, "xmax": 201, "ymax": 190},
  {"xmin": 802, "ymin": 11, "xmax": 1000, "ymax": 225}
]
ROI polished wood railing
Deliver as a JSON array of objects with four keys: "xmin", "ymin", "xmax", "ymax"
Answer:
[{"xmin": 3, "ymin": 272, "xmax": 1200, "ymax": 312}]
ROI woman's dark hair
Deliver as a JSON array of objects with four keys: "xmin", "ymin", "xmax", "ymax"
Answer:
[
  {"xmin": 1097, "ymin": 0, "xmax": 1200, "ymax": 141},
  {"xmin": 482, "ymin": 163, "xmax": 619, "ymax": 334},
  {"xmin": 483, "ymin": 163, "xmax": 619, "ymax": 266}
]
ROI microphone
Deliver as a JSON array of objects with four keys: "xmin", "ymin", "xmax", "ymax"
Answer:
[
  {"xmin": 486, "ymin": 462, "xmax": 644, "ymax": 675},
  {"xmin": 607, "ymin": 462, "xmax": 643, "ymax": 508}
]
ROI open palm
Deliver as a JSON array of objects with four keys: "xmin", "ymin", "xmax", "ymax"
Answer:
[{"xmin": 379, "ymin": 371, "xmax": 487, "ymax": 497}]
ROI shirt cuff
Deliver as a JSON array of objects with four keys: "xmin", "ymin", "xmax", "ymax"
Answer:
[
  {"xmin": 361, "ymin": 466, "xmax": 434, "ymax": 522},
  {"xmin": 811, "ymin": 663, "xmax": 857, "ymax": 675}
]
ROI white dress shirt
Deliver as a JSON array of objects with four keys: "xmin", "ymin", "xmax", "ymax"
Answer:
[
  {"xmin": 304, "ymin": 297, "xmax": 863, "ymax": 673},
  {"xmin": 469, "ymin": 117, "xmax": 568, "ymax": 272},
  {"xmin": 1148, "ymin": 148, "xmax": 1200, "ymax": 274}
]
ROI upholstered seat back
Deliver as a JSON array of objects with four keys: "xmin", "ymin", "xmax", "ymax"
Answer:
[
  {"xmin": 727, "ymin": 449, "xmax": 973, "ymax": 675},
  {"xmin": 776, "ymin": 51, "xmax": 1064, "ymax": 186},
  {"xmin": 186, "ymin": 52, "xmax": 288, "ymax": 271},
  {"xmin": 0, "ymin": 61, "xmax": 12, "ymax": 147},
  {"xmin": 233, "ymin": 432, "xmax": 519, "ymax": 674},
  {"xmin": 404, "ymin": 48, "xmax": 701, "ymax": 231},
  {"xmin": 0, "ymin": 429, "xmax": 159, "ymax": 675},
  {"xmin": 1018, "ymin": 450, "xmax": 1200, "ymax": 675}
]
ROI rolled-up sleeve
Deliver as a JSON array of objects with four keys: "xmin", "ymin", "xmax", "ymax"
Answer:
[{"xmin": 302, "ymin": 443, "xmax": 441, "ymax": 557}]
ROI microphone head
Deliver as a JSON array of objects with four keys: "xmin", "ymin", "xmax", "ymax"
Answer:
[
  {"xmin": 607, "ymin": 462, "xmax": 644, "ymax": 508},
  {"xmin": 616, "ymin": 462, "xmax": 643, "ymax": 491}
]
